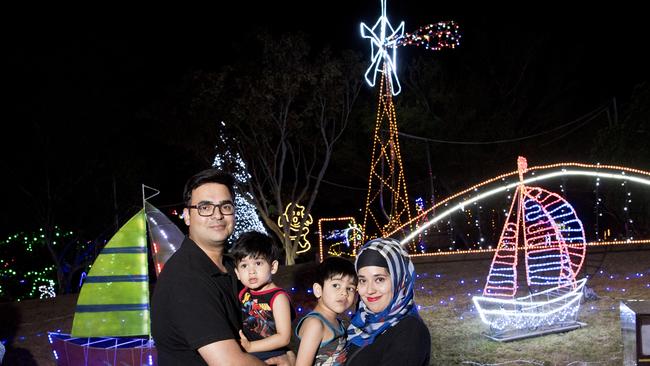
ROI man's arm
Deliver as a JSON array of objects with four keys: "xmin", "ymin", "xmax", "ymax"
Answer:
[
  {"xmin": 198, "ymin": 338, "xmax": 266, "ymax": 366},
  {"xmin": 265, "ymin": 351, "xmax": 295, "ymax": 366}
]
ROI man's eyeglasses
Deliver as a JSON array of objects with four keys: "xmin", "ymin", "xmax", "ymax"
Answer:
[{"xmin": 187, "ymin": 201, "xmax": 235, "ymax": 217}]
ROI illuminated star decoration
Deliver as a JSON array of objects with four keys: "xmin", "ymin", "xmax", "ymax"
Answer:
[
  {"xmin": 361, "ymin": 1, "xmax": 461, "ymax": 96},
  {"xmin": 360, "ymin": 0, "xmax": 405, "ymax": 95}
]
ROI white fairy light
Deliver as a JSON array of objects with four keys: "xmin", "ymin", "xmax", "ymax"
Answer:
[
  {"xmin": 213, "ymin": 121, "xmax": 268, "ymax": 242},
  {"xmin": 472, "ymin": 278, "xmax": 586, "ymax": 331},
  {"xmin": 400, "ymin": 169, "xmax": 650, "ymax": 246}
]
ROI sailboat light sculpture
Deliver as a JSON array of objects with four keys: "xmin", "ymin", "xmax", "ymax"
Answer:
[
  {"xmin": 48, "ymin": 187, "xmax": 184, "ymax": 365},
  {"xmin": 472, "ymin": 157, "xmax": 588, "ymax": 341}
]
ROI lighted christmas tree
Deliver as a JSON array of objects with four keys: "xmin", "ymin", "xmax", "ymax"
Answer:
[{"xmin": 213, "ymin": 122, "xmax": 268, "ymax": 244}]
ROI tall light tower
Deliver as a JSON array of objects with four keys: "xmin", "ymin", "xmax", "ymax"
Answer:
[{"xmin": 359, "ymin": 0, "xmax": 460, "ymax": 247}]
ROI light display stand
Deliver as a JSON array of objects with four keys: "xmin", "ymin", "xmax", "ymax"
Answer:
[
  {"xmin": 361, "ymin": 68, "xmax": 413, "ymax": 242},
  {"xmin": 620, "ymin": 300, "xmax": 650, "ymax": 365}
]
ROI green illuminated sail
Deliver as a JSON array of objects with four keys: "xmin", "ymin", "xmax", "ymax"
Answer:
[{"xmin": 71, "ymin": 209, "xmax": 150, "ymax": 337}]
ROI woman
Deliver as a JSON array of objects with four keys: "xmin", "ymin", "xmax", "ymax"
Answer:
[{"xmin": 345, "ymin": 238, "xmax": 431, "ymax": 365}]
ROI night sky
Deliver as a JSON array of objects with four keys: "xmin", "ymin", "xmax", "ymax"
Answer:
[{"xmin": 3, "ymin": 5, "xmax": 648, "ymax": 239}]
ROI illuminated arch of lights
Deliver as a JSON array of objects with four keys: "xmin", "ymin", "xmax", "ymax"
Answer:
[
  {"xmin": 407, "ymin": 239, "xmax": 650, "ymax": 258},
  {"xmin": 394, "ymin": 163, "xmax": 650, "ymax": 248}
]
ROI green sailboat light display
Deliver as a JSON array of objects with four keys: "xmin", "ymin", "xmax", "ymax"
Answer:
[{"xmin": 48, "ymin": 187, "xmax": 183, "ymax": 366}]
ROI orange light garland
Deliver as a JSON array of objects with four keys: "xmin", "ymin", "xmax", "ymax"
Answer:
[
  {"xmin": 389, "ymin": 162, "xmax": 650, "ymax": 238},
  {"xmin": 362, "ymin": 66, "xmax": 413, "ymax": 246}
]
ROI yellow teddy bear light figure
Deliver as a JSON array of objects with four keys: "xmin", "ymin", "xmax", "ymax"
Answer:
[{"xmin": 277, "ymin": 202, "xmax": 313, "ymax": 254}]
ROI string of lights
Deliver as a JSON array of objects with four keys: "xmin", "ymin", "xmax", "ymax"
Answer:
[
  {"xmin": 362, "ymin": 67, "xmax": 414, "ymax": 245},
  {"xmin": 317, "ymin": 217, "xmax": 361, "ymax": 262},
  {"xmin": 394, "ymin": 21, "xmax": 460, "ymax": 50},
  {"xmin": 407, "ymin": 239, "xmax": 650, "ymax": 258},
  {"xmin": 1, "ymin": 227, "xmax": 75, "ymax": 300}
]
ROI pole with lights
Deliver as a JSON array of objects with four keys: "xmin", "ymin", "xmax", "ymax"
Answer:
[{"xmin": 359, "ymin": 0, "xmax": 460, "ymax": 248}]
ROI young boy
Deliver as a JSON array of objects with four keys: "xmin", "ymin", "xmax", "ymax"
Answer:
[
  {"xmin": 231, "ymin": 231, "xmax": 295, "ymax": 360},
  {"xmin": 295, "ymin": 257, "xmax": 357, "ymax": 366}
]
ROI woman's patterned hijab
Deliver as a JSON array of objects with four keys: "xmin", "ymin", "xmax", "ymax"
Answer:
[{"xmin": 347, "ymin": 238, "xmax": 418, "ymax": 347}]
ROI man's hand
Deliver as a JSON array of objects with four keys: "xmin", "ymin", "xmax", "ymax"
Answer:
[
  {"xmin": 238, "ymin": 330, "xmax": 252, "ymax": 352},
  {"xmin": 265, "ymin": 350, "xmax": 296, "ymax": 366}
]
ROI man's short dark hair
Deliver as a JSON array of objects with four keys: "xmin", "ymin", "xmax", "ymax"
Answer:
[
  {"xmin": 183, "ymin": 169, "xmax": 236, "ymax": 206},
  {"xmin": 231, "ymin": 231, "xmax": 280, "ymax": 265},
  {"xmin": 315, "ymin": 257, "xmax": 357, "ymax": 286}
]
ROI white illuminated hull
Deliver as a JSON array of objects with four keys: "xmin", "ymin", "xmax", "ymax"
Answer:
[{"xmin": 472, "ymin": 278, "xmax": 587, "ymax": 332}]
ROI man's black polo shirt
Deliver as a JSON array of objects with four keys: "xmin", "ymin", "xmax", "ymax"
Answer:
[{"xmin": 151, "ymin": 236, "xmax": 241, "ymax": 365}]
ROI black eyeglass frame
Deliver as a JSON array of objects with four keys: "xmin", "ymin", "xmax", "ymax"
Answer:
[{"xmin": 187, "ymin": 201, "xmax": 236, "ymax": 217}]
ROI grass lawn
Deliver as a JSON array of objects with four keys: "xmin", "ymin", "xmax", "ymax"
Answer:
[
  {"xmin": 283, "ymin": 246, "xmax": 650, "ymax": 365},
  {"xmin": 410, "ymin": 249, "xmax": 644, "ymax": 366},
  {"xmin": 3, "ymin": 245, "xmax": 649, "ymax": 365}
]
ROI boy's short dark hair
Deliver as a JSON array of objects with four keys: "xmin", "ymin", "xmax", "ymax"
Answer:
[
  {"xmin": 183, "ymin": 168, "xmax": 236, "ymax": 207},
  {"xmin": 315, "ymin": 257, "xmax": 357, "ymax": 286},
  {"xmin": 231, "ymin": 231, "xmax": 280, "ymax": 264}
]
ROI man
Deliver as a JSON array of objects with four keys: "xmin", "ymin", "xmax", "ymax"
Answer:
[{"xmin": 151, "ymin": 169, "xmax": 292, "ymax": 365}]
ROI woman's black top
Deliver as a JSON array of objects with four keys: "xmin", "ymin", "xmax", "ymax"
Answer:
[{"xmin": 345, "ymin": 315, "xmax": 431, "ymax": 366}]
